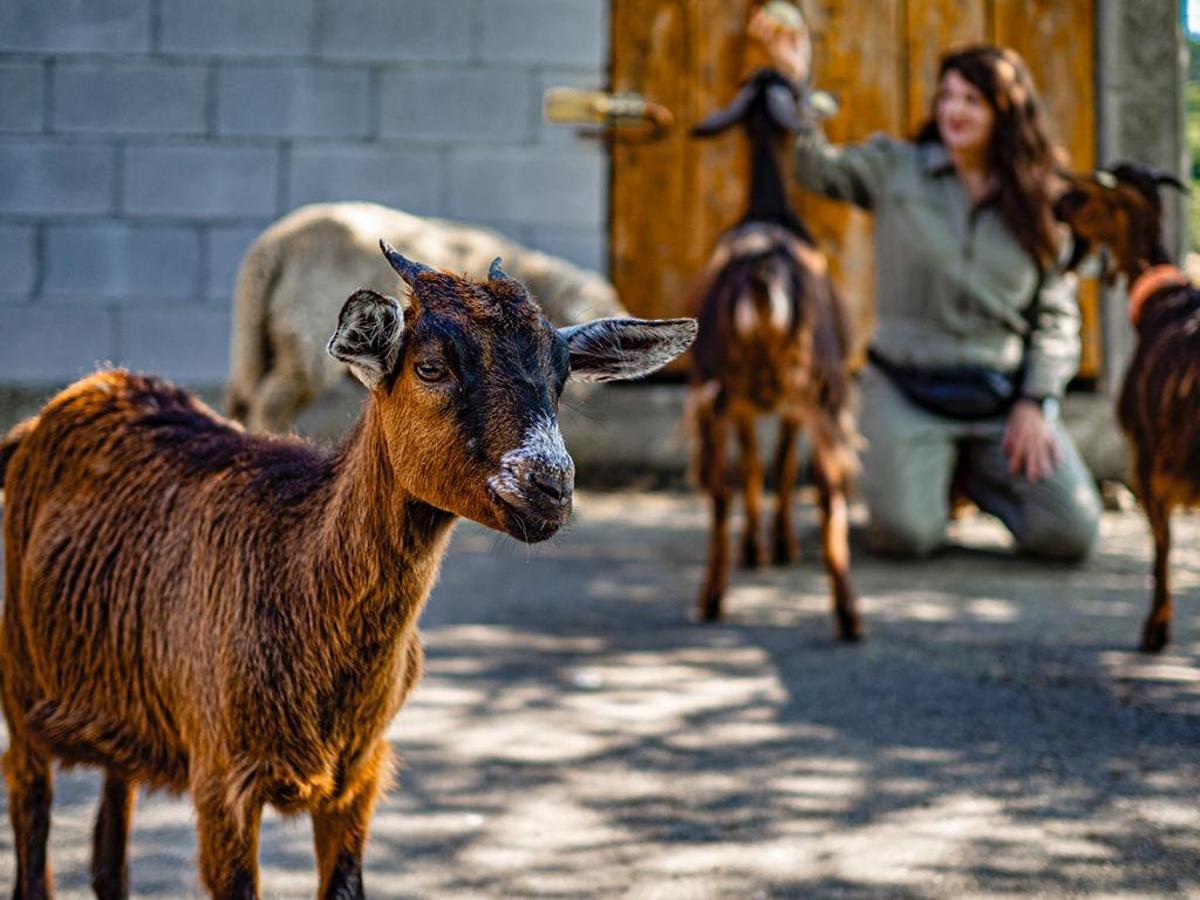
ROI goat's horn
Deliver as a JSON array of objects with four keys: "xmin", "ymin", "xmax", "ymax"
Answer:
[
  {"xmin": 1155, "ymin": 173, "xmax": 1190, "ymax": 194},
  {"xmin": 379, "ymin": 239, "xmax": 433, "ymax": 285},
  {"xmin": 488, "ymin": 257, "xmax": 507, "ymax": 280}
]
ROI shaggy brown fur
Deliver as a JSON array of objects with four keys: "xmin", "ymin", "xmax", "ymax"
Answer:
[
  {"xmin": 1, "ymin": 246, "xmax": 696, "ymax": 898},
  {"xmin": 1055, "ymin": 162, "xmax": 1194, "ymax": 652}
]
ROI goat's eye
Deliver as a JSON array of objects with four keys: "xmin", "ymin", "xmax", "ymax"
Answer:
[{"xmin": 415, "ymin": 361, "xmax": 448, "ymax": 383}]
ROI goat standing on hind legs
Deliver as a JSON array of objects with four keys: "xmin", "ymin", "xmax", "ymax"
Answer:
[
  {"xmin": 1054, "ymin": 163, "xmax": 1194, "ymax": 653},
  {"xmin": 688, "ymin": 68, "xmax": 862, "ymax": 640},
  {"xmin": 0, "ymin": 243, "xmax": 696, "ymax": 899}
]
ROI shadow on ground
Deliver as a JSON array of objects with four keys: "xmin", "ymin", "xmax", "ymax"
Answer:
[{"xmin": 1, "ymin": 492, "xmax": 1198, "ymax": 897}]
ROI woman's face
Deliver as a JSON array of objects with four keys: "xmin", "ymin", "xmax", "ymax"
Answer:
[{"xmin": 936, "ymin": 68, "xmax": 995, "ymax": 156}]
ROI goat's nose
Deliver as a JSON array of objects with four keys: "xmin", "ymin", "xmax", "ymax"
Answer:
[{"xmin": 528, "ymin": 466, "xmax": 573, "ymax": 504}]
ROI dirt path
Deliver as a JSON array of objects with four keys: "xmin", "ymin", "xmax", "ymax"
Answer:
[{"xmin": 2, "ymin": 492, "xmax": 1198, "ymax": 897}]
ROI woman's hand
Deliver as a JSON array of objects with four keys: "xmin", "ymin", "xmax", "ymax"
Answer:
[
  {"xmin": 1003, "ymin": 399, "xmax": 1061, "ymax": 483},
  {"xmin": 748, "ymin": 6, "xmax": 812, "ymax": 85}
]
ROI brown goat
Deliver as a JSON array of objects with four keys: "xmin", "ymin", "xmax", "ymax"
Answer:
[
  {"xmin": 1054, "ymin": 162, "xmax": 1193, "ymax": 652},
  {"xmin": 0, "ymin": 244, "xmax": 696, "ymax": 898},
  {"xmin": 688, "ymin": 68, "xmax": 861, "ymax": 638}
]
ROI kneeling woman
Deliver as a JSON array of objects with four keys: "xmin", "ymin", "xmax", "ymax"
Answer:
[{"xmin": 752, "ymin": 10, "xmax": 1101, "ymax": 559}]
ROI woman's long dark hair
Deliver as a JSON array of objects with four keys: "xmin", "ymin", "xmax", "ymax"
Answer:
[{"xmin": 916, "ymin": 45, "xmax": 1060, "ymax": 268}]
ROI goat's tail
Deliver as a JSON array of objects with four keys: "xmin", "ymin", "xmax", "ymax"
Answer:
[
  {"xmin": 226, "ymin": 231, "xmax": 284, "ymax": 424},
  {"xmin": 0, "ymin": 416, "xmax": 38, "ymax": 491}
]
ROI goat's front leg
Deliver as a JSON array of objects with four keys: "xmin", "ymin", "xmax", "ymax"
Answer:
[
  {"xmin": 193, "ymin": 778, "xmax": 262, "ymax": 900},
  {"xmin": 5, "ymin": 738, "xmax": 54, "ymax": 900},
  {"xmin": 812, "ymin": 439, "xmax": 862, "ymax": 642},
  {"xmin": 771, "ymin": 417, "xmax": 800, "ymax": 565},
  {"xmin": 91, "ymin": 770, "xmax": 136, "ymax": 900},
  {"xmin": 312, "ymin": 743, "xmax": 389, "ymax": 900},
  {"xmin": 698, "ymin": 408, "xmax": 732, "ymax": 621},
  {"xmin": 1140, "ymin": 496, "xmax": 1174, "ymax": 653},
  {"xmin": 736, "ymin": 416, "xmax": 765, "ymax": 569}
]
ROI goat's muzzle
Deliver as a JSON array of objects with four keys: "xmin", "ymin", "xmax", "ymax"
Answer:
[{"xmin": 488, "ymin": 455, "xmax": 575, "ymax": 543}]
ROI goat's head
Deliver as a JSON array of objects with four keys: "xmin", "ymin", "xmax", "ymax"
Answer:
[
  {"xmin": 328, "ymin": 242, "xmax": 697, "ymax": 543},
  {"xmin": 691, "ymin": 68, "xmax": 802, "ymax": 140},
  {"xmin": 1053, "ymin": 163, "xmax": 1187, "ymax": 282}
]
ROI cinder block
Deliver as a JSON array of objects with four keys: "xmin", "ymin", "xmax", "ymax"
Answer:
[
  {"xmin": 0, "ymin": 63, "xmax": 44, "ymax": 132},
  {"xmin": 527, "ymin": 224, "xmax": 606, "ymax": 274},
  {"xmin": 478, "ymin": 0, "xmax": 606, "ymax": 68},
  {"xmin": 0, "ymin": 307, "xmax": 115, "ymax": 381},
  {"xmin": 449, "ymin": 145, "xmax": 603, "ymax": 225},
  {"xmin": 0, "ymin": 141, "xmax": 113, "ymax": 215},
  {"xmin": 288, "ymin": 144, "xmax": 443, "ymax": 217},
  {"xmin": 380, "ymin": 68, "xmax": 531, "ymax": 143},
  {"xmin": 55, "ymin": 63, "xmax": 207, "ymax": 135},
  {"xmin": 43, "ymin": 223, "xmax": 201, "ymax": 302},
  {"xmin": 115, "ymin": 308, "xmax": 232, "ymax": 385},
  {"xmin": 0, "ymin": 225, "xmax": 38, "ymax": 296},
  {"xmin": 217, "ymin": 65, "xmax": 370, "ymax": 138},
  {"xmin": 0, "ymin": 0, "xmax": 150, "ymax": 53},
  {"xmin": 206, "ymin": 224, "xmax": 264, "ymax": 303},
  {"xmin": 318, "ymin": 0, "xmax": 468, "ymax": 62},
  {"xmin": 160, "ymin": 0, "xmax": 316, "ymax": 57},
  {"xmin": 124, "ymin": 144, "xmax": 278, "ymax": 218}
]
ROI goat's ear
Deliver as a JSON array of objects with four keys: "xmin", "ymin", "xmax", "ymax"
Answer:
[
  {"xmin": 327, "ymin": 289, "xmax": 405, "ymax": 390},
  {"xmin": 1155, "ymin": 173, "xmax": 1189, "ymax": 194},
  {"xmin": 1063, "ymin": 234, "xmax": 1091, "ymax": 272},
  {"xmin": 560, "ymin": 317, "xmax": 698, "ymax": 383},
  {"xmin": 692, "ymin": 81, "xmax": 756, "ymax": 138},
  {"xmin": 764, "ymin": 83, "xmax": 803, "ymax": 132}
]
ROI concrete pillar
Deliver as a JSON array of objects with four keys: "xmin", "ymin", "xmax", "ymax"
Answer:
[{"xmin": 1095, "ymin": 0, "xmax": 1189, "ymax": 395}]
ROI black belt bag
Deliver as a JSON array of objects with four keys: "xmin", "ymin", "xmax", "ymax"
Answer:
[{"xmin": 868, "ymin": 348, "xmax": 1019, "ymax": 420}]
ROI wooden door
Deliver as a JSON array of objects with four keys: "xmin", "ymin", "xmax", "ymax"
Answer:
[{"xmin": 609, "ymin": 0, "xmax": 1099, "ymax": 378}]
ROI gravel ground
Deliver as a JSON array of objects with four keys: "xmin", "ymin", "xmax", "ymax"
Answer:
[{"xmin": 1, "ymin": 491, "xmax": 1198, "ymax": 898}]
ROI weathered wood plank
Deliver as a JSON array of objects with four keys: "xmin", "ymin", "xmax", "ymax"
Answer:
[
  {"xmin": 905, "ymin": 0, "xmax": 988, "ymax": 133},
  {"xmin": 994, "ymin": 0, "xmax": 1099, "ymax": 377},
  {"xmin": 792, "ymin": 0, "xmax": 905, "ymax": 355},
  {"xmin": 610, "ymin": 0, "xmax": 693, "ymax": 326}
]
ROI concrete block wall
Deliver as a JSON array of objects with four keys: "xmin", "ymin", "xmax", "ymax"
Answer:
[{"xmin": 0, "ymin": 0, "xmax": 609, "ymax": 389}]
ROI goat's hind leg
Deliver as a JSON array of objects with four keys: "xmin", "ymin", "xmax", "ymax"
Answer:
[
  {"xmin": 770, "ymin": 418, "xmax": 800, "ymax": 565},
  {"xmin": 811, "ymin": 437, "xmax": 862, "ymax": 642},
  {"xmin": 4, "ymin": 737, "xmax": 55, "ymax": 899},
  {"xmin": 736, "ymin": 416, "xmax": 766, "ymax": 569},
  {"xmin": 91, "ymin": 770, "xmax": 136, "ymax": 900},
  {"xmin": 1140, "ymin": 494, "xmax": 1174, "ymax": 653},
  {"xmin": 697, "ymin": 406, "xmax": 732, "ymax": 622}
]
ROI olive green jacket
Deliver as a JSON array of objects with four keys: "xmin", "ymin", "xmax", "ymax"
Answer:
[{"xmin": 792, "ymin": 130, "xmax": 1080, "ymax": 399}]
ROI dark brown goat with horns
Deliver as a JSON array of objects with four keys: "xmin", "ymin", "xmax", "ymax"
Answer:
[
  {"xmin": 0, "ymin": 244, "xmax": 696, "ymax": 898},
  {"xmin": 1054, "ymin": 162, "xmax": 1192, "ymax": 652},
  {"xmin": 687, "ymin": 68, "xmax": 862, "ymax": 638}
]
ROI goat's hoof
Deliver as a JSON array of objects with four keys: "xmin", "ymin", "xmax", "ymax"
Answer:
[
  {"xmin": 836, "ymin": 610, "xmax": 864, "ymax": 643},
  {"xmin": 1139, "ymin": 620, "xmax": 1169, "ymax": 654},
  {"xmin": 697, "ymin": 593, "xmax": 724, "ymax": 622},
  {"xmin": 740, "ymin": 542, "xmax": 765, "ymax": 570}
]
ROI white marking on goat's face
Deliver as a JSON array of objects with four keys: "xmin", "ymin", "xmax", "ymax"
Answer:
[
  {"xmin": 488, "ymin": 415, "xmax": 574, "ymax": 500},
  {"xmin": 486, "ymin": 414, "xmax": 575, "ymax": 543}
]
